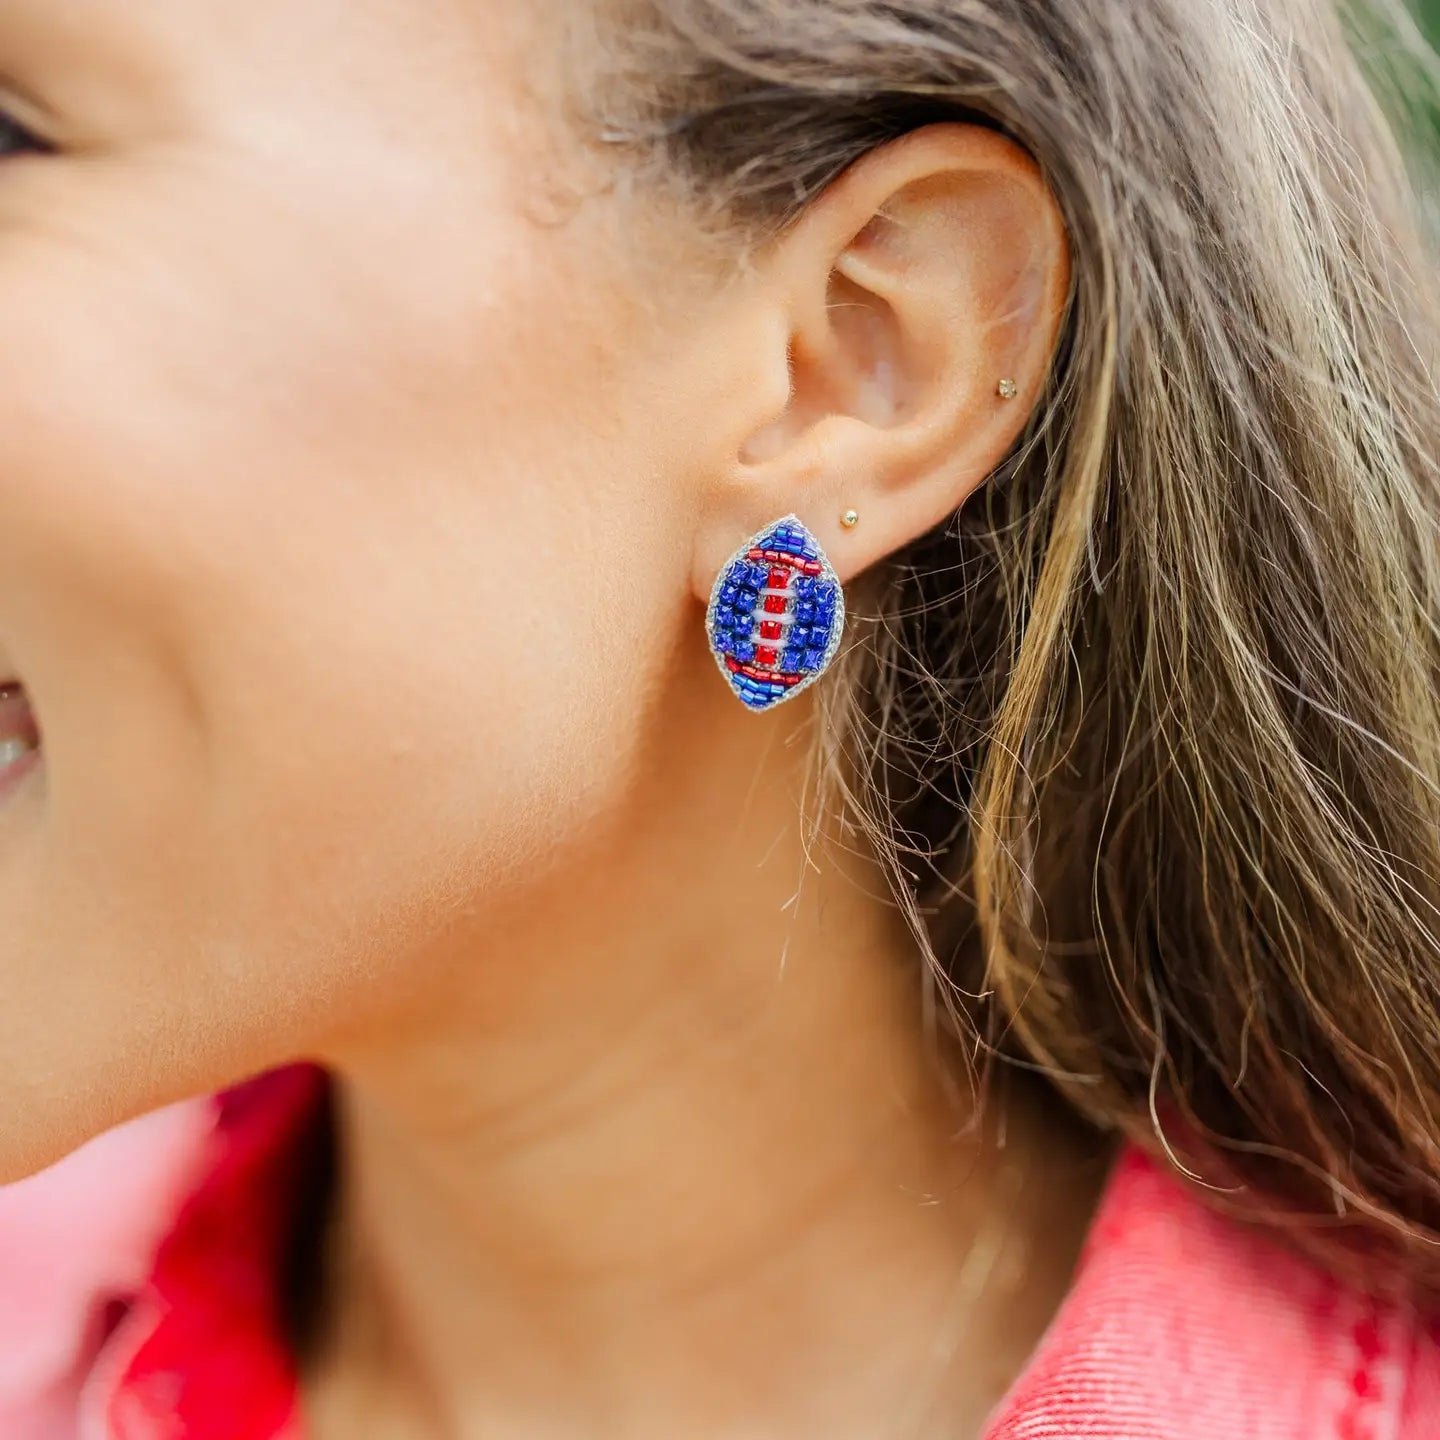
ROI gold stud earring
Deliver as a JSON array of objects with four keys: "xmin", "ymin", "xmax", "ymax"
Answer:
[
  {"xmin": 997, "ymin": 378, "xmax": 1018, "ymax": 400},
  {"xmin": 840, "ymin": 508, "xmax": 859, "ymax": 529}
]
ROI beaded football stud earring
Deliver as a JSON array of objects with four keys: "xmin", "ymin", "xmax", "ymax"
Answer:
[{"xmin": 704, "ymin": 514, "xmax": 847, "ymax": 712}]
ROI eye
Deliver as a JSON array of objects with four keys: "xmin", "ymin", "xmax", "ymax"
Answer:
[{"xmin": 0, "ymin": 106, "xmax": 46, "ymax": 158}]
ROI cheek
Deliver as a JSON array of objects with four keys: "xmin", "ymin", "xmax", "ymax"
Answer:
[{"xmin": 0, "ymin": 156, "xmax": 689, "ymax": 1172}]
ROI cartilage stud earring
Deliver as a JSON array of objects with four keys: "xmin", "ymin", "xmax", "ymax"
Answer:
[{"xmin": 704, "ymin": 513, "xmax": 846, "ymax": 712}]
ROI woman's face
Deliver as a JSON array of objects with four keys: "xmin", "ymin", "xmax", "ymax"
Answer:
[{"xmin": 0, "ymin": 0, "xmax": 733, "ymax": 1177}]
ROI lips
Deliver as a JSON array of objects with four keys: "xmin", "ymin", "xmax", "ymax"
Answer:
[{"xmin": 0, "ymin": 681, "xmax": 41, "ymax": 790}]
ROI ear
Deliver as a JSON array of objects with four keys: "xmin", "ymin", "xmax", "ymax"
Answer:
[{"xmin": 690, "ymin": 123, "xmax": 1070, "ymax": 598}]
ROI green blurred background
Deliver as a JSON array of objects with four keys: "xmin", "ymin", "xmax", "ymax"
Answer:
[
  {"xmin": 1422, "ymin": 0, "xmax": 1440, "ymax": 75},
  {"xmin": 1412, "ymin": 0, "xmax": 1439, "ymax": 214},
  {"xmin": 1419, "ymin": 0, "xmax": 1440, "ymax": 115}
]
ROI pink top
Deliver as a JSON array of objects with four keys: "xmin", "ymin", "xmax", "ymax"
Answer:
[{"xmin": 2, "ymin": 1063, "xmax": 1437, "ymax": 1439}]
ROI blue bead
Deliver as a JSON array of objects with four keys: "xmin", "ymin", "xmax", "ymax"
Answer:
[
  {"xmin": 720, "ymin": 583, "xmax": 738, "ymax": 603},
  {"xmin": 781, "ymin": 647, "xmax": 802, "ymax": 670},
  {"xmin": 734, "ymin": 641, "xmax": 756, "ymax": 663},
  {"xmin": 795, "ymin": 603, "xmax": 815, "ymax": 623},
  {"xmin": 803, "ymin": 647, "xmax": 825, "ymax": 670},
  {"xmin": 791, "ymin": 576, "xmax": 814, "ymax": 598},
  {"xmin": 788, "ymin": 624, "xmax": 808, "ymax": 646}
]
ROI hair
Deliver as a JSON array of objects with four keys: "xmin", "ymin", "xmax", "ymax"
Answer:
[{"xmin": 586, "ymin": 0, "xmax": 1440, "ymax": 1300}]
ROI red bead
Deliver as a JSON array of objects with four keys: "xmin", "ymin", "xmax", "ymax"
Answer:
[
  {"xmin": 756, "ymin": 646, "xmax": 778, "ymax": 666},
  {"xmin": 759, "ymin": 620, "xmax": 782, "ymax": 640},
  {"xmin": 768, "ymin": 566, "xmax": 789, "ymax": 589},
  {"xmin": 763, "ymin": 595, "xmax": 785, "ymax": 614},
  {"xmin": 725, "ymin": 655, "xmax": 741, "ymax": 672}
]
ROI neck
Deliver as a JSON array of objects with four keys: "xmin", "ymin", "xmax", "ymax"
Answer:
[{"xmin": 302, "ymin": 682, "xmax": 1106, "ymax": 1439}]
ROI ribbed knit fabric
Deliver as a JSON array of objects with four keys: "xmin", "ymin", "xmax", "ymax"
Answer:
[
  {"xmin": 0, "ymin": 1063, "xmax": 1435, "ymax": 1438},
  {"xmin": 983, "ymin": 1146, "xmax": 1432, "ymax": 1440}
]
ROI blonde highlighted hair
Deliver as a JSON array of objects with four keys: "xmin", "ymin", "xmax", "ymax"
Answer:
[{"xmin": 591, "ymin": 0, "xmax": 1440, "ymax": 1296}]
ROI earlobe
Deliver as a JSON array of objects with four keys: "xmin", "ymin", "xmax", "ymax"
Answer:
[{"xmin": 695, "ymin": 122, "xmax": 1069, "ymax": 597}]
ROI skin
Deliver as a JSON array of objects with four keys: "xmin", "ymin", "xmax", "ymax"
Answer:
[{"xmin": 0, "ymin": 1, "xmax": 1109, "ymax": 1435}]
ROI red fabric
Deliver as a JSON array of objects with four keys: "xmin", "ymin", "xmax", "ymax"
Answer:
[
  {"xmin": 92, "ymin": 1067, "xmax": 325, "ymax": 1440},
  {"xmin": 1, "ymin": 1060, "xmax": 1434, "ymax": 1437},
  {"xmin": 0, "ymin": 1095, "xmax": 215, "ymax": 1440},
  {"xmin": 983, "ymin": 1145, "xmax": 1432, "ymax": 1440}
]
